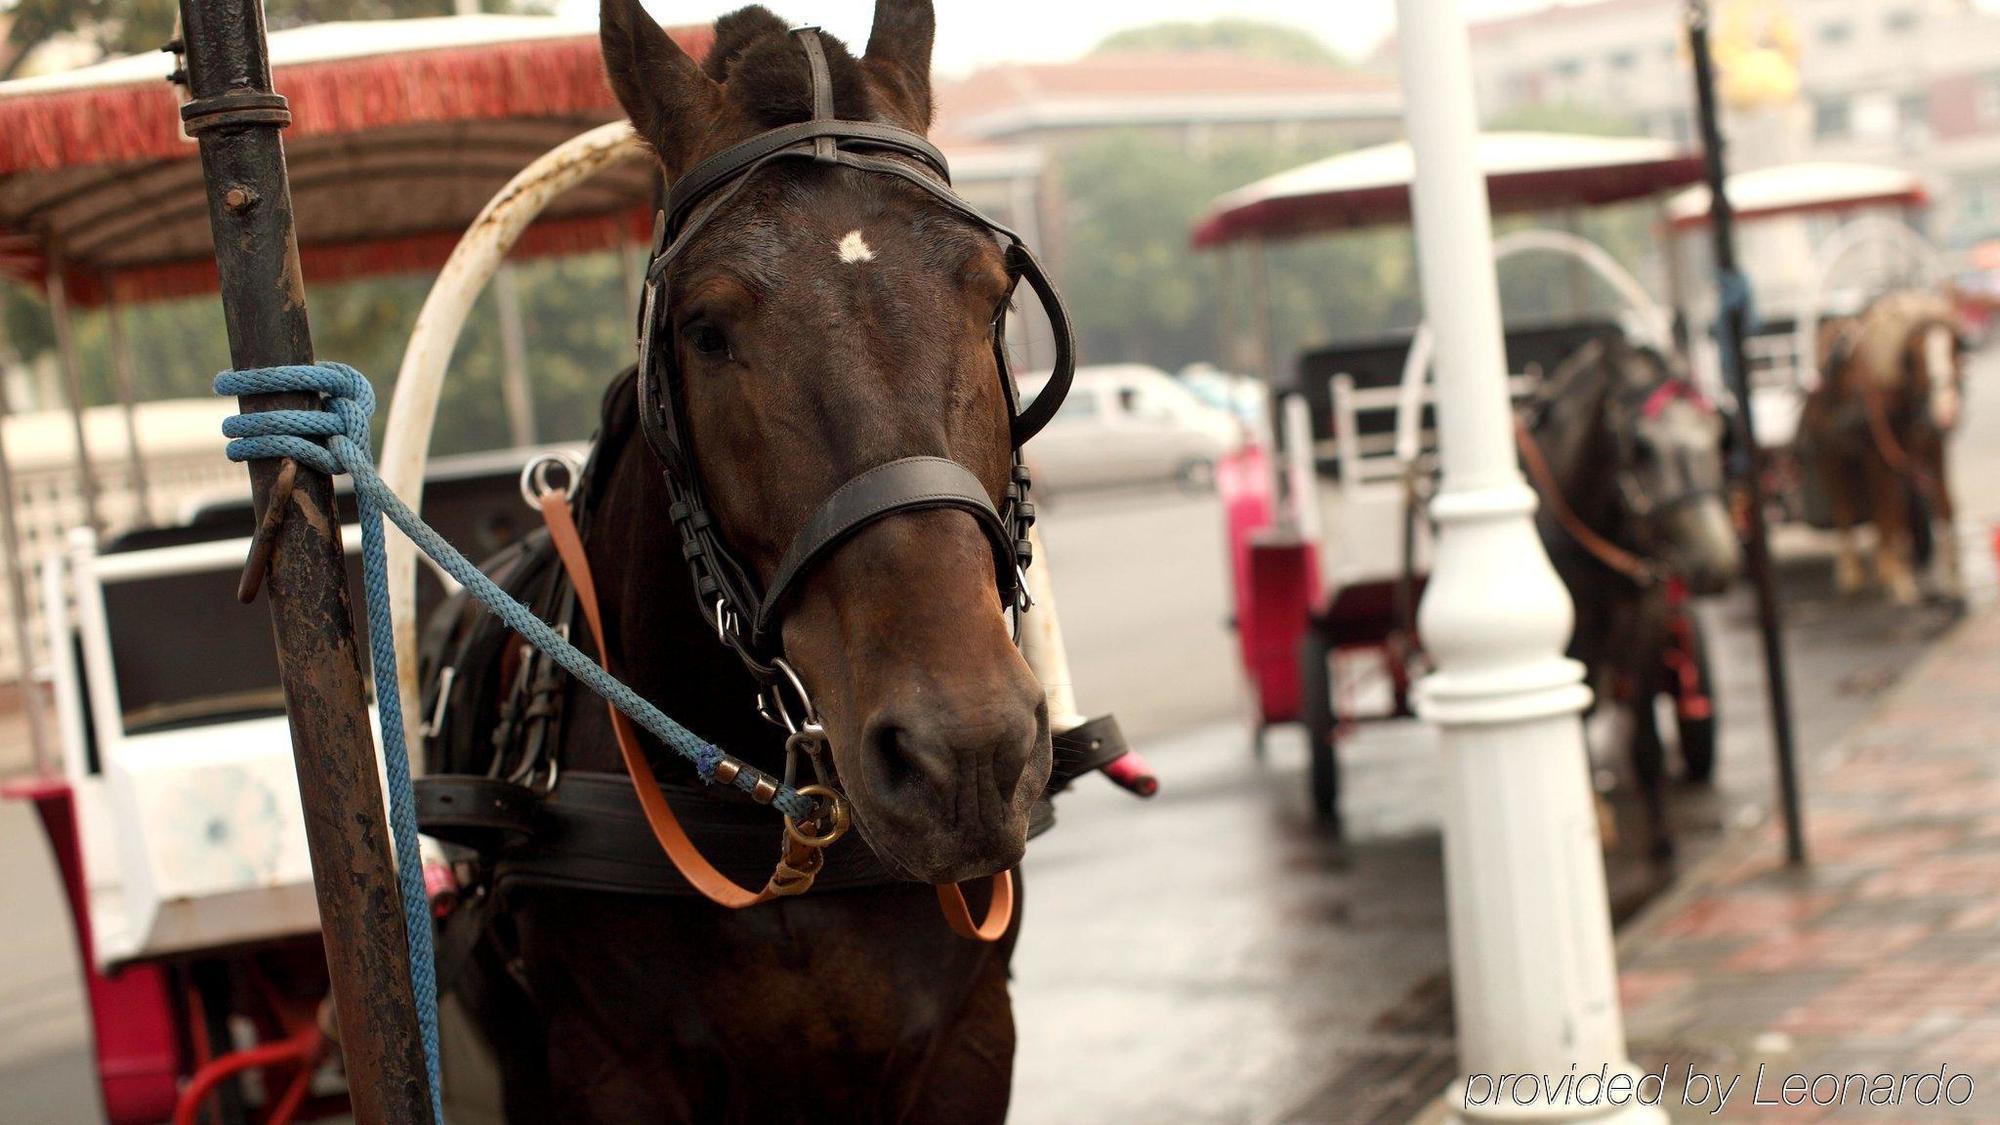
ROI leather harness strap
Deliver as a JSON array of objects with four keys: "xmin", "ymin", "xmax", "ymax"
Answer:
[
  {"xmin": 538, "ymin": 490, "xmax": 1014, "ymax": 939},
  {"xmin": 541, "ymin": 491, "xmax": 812, "ymax": 907},
  {"xmin": 1514, "ymin": 417, "xmax": 1656, "ymax": 586}
]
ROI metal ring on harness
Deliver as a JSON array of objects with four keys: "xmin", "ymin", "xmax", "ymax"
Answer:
[
  {"xmin": 757, "ymin": 656, "xmax": 822, "ymax": 733},
  {"xmin": 519, "ymin": 450, "xmax": 585, "ymax": 509},
  {"xmin": 783, "ymin": 784, "xmax": 852, "ymax": 848}
]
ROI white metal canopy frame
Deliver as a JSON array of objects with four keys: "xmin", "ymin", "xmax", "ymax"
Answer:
[
  {"xmin": 1392, "ymin": 227, "xmax": 1676, "ymax": 470},
  {"xmin": 377, "ymin": 122, "xmax": 1086, "ymax": 749}
]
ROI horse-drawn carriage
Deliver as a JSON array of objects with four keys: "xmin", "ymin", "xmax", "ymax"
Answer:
[
  {"xmin": 1191, "ymin": 133, "xmax": 1735, "ymax": 847},
  {"xmin": 1665, "ymin": 161, "xmax": 1970, "ymax": 604},
  {"xmin": 4, "ymin": 9, "xmax": 1149, "ymax": 1119},
  {"xmin": 1, "ymin": 17, "xmax": 640, "ymax": 1118}
]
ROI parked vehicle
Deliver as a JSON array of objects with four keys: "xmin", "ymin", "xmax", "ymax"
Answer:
[
  {"xmin": 1177, "ymin": 362, "xmax": 1269, "ymax": 428},
  {"xmin": 1017, "ymin": 364, "xmax": 1242, "ymax": 493}
]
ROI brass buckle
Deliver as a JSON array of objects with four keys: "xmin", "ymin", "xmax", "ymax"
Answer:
[{"xmin": 783, "ymin": 783, "xmax": 851, "ymax": 849}]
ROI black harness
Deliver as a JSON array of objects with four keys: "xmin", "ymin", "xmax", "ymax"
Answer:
[
  {"xmin": 635, "ymin": 26, "xmax": 1074, "ymax": 697},
  {"xmin": 416, "ymin": 30, "xmax": 1122, "ymax": 902}
]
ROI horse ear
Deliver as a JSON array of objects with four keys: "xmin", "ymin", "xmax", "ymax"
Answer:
[
  {"xmin": 601, "ymin": 0, "xmax": 723, "ymax": 174},
  {"xmin": 862, "ymin": 0, "xmax": 935, "ymax": 132}
]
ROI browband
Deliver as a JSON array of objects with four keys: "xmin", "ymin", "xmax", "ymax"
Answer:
[{"xmin": 661, "ymin": 119, "xmax": 950, "ymax": 238}]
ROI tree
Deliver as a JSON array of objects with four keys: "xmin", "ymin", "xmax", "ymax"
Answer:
[
  {"xmin": 1091, "ymin": 19, "xmax": 1346, "ymax": 68},
  {"xmin": 1053, "ymin": 132, "xmax": 1419, "ymax": 375}
]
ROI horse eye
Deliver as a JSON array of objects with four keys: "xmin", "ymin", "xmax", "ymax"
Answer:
[{"xmin": 683, "ymin": 322, "xmax": 730, "ymax": 359}]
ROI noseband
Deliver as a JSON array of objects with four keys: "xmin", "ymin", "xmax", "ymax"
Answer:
[{"xmin": 633, "ymin": 27, "xmax": 1075, "ymax": 707}]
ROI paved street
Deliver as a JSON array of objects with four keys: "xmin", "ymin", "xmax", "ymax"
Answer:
[
  {"xmin": 0, "ymin": 351, "xmax": 1996, "ymax": 1121},
  {"xmin": 1618, "ymin": 605, "xmax": 2000, "ymax": 1121}
]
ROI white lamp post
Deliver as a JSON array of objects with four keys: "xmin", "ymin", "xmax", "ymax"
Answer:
[{"xmin": 1394, "ymin": 0, "xmax": 1663, "ymax": 1120}]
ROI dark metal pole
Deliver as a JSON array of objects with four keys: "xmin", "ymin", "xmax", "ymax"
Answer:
[
  {"xmin": 174, "ymin": 1, "xmax": 436, "ymax": 1119},
  {"xmin": 1686, "ymin": 0, "xmax": 1808, "ymax": 865}
]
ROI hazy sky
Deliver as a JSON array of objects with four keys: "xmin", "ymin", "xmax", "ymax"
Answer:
[{"xmin": 572, "ymin": 0, "xmax": 1557, "ymax": 74}]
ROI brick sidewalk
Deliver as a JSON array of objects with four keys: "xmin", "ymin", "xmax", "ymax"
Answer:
[{"xmin": 1617, "ymin": 607, "xmax": 2000, "ymax": 1121}]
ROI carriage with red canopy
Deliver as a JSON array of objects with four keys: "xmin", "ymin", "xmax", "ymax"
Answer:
[{"xmin": 1189, "ymin": 131, "xmax": 1722, "ymax": 830}]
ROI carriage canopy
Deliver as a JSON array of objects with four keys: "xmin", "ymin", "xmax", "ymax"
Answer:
[
  {"xmin": 1664, "ymin": 161, "xmax": 1928, "ymax": 229},
  {"xmin": 0, "ymin": 15, "xmax": 708, "ymax": 306},
  {"xmin": 1189, "ymin": 131, "xmax": 1706, "ymax": 248}
]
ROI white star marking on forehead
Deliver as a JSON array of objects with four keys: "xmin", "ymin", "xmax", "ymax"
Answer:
[{"xmin": 837, "ymin": 230, "xmax": 876, "ymax": 264}]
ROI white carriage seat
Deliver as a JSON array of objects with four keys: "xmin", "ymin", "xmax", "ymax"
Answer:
[{"xmin": 59, "ymin": 527, "xmax": 382, "ymax": 967}]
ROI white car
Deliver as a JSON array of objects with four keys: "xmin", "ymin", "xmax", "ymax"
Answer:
[{"xmin": 1018, "ymin": 364, "xmax": 1244, "ymax": 494}]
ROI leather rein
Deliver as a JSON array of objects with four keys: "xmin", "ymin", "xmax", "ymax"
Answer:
[
  {"xmin": 539, "ymin": 491, "xmax": 1009, "ymax": 940},
  {"xmin": 546, "ymin": 27, "xmax": 1075, "ymax": 941},
  {"xmin": 1515, "ymin": 417, "xmax": 1657, "ymax": 586}
]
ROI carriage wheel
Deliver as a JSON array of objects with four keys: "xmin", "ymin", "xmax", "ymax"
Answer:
[
  {"xmin": 1664, "ymin": 611, "xmax": 1718, "ymax": 785},
  {"xmin": 1298, "ymin": 624, "xmax": 1343, "ymax": 834}
]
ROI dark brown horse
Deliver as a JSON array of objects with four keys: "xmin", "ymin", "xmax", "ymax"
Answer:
[
  {"xmin": 1521, "ymin": 338, "xmax": 1739, "ymax": 862},
  {"xmin": 439, "ymin": 4, "xmax": 1052, "ymax": 1119},
  {"xmin": 1803, "ymin": 290, "xmax": 1966, "ymax": 605}
]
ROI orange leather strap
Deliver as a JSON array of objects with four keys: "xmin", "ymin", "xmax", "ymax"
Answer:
[
  {"xmin": 540, "ymin": 492, "xmax": 810, "ymax": 908},
  {"xmin": 936, "ymin": 874, "xmax": 1015, "ymax": 942},
  {"xmin": 1514, "ymin": 418, "xmax": 1654, "ymax": 586},
  {"xmin": 536, "ymin": 492, "xmax": 1014, "ymax": 941}
]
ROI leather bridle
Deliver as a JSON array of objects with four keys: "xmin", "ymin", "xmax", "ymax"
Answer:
[
  {"xmin": 1516, "ymin": 341, "xmax": 1724, "ymax": 588},
  {"xmin": 632, "ymin": 27, "xmax": 1075, "ymax": 710},
  {"xmin": 540, "ymin": 28, "xmax": 1074, "ymax": 938}
]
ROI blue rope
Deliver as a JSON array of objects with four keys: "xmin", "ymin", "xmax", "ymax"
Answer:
[{"xmin": 216, "ymin": 363, "xmax": 814, "ymax": 1121}]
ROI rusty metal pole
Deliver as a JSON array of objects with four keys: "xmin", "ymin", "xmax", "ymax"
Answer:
[{"xmin": 174, "ymin": 1, "xmax": 435, "ymax": 1120}]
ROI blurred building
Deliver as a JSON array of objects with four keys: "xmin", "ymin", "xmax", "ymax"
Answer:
[
  {"xmin": 935, "ymin": 52, "xmax": 1401, "ymax": 158},
  {"xmin": 1448, "ymin": 0, "xmax": 2000, "ymax": 248}
]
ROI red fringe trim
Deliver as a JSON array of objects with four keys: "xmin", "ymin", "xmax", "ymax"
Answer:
[
  {"xmin": 62, "ymin": 207, "xmax": 652, "ymax": 307},
  {"xmin": 0, "ymin": 27, "xmax": 713, "ymax": 175}
]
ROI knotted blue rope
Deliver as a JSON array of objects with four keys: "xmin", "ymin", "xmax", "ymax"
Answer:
[{"xmin": 217, "ymin": 363, "xmax": 815, "ymax": 1120}]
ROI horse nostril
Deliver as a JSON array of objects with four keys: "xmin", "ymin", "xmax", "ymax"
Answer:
[
  {"xmin": 861, "ymin": 718, "xmax": 944, "ymax": 797},
  {"xmin": 859, "ymin": 697, "xmax": 1044, "ymax": 807}
]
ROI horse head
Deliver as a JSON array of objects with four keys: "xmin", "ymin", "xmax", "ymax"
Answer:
[
  {"xmin": 1840, "ymin": 290, "xmax": 1965, "ymax": 435},
  {"xmin": 1535, "ymin": 339, "xmax": 1740, "ymax": 595},
  {"xmin": 1910, "ymin": 307, "xmax": 1965, "ymax": 435},
  {"xmin": 1611, "ymin": 347, "xmax": 1739, "ymax": 594},
  {"xmin": 600, "ymin": 0, "xmax": 1050, "ymax": 884}
]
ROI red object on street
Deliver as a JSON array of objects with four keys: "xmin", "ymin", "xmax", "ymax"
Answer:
[
  {"xmin": 1100, "ymin": 751, "xmax": 1160, "ymax": 797},
  {"xmin": 1242, "ymin": 536, "xmax": 1321, "ymax": 723},
  {"xmin": 1, "ymin": 778, "xmax": 180, "ymax": 1124},
  {"xmin": 1216, "ymin": 443, "xmax": 1324, "ymax": 724}
]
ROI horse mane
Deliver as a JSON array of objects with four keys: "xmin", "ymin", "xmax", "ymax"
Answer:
[
  {"xmin": 588, "ymin": 366, "xmax": 642, "ymax": 499},
  {"xmin": 703, "ymin": 6, "xmax": 877, "ymax": 126},
  {"xmin": 1851, "ymin": 289, "xmax": 1956, "ymax": 389}
]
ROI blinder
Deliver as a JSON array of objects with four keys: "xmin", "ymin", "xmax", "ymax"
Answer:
[{"xmin": 632, "ymin": 26, "xmax": 1073, "ymax": 687}]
